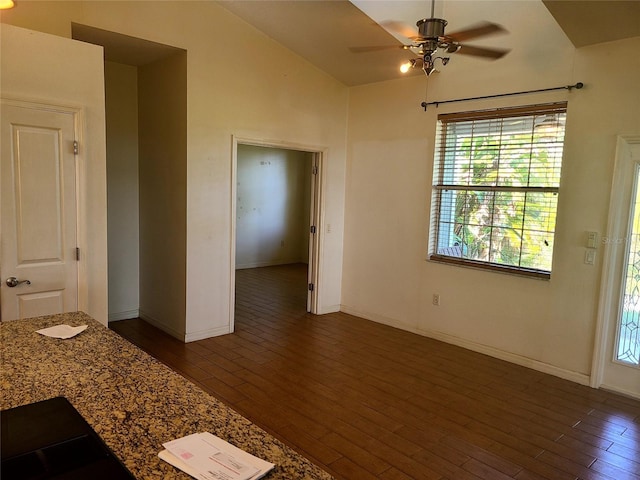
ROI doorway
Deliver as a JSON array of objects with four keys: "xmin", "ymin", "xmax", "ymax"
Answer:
[
  {"xmin": 593, "ymin": 135, "xmax": 640, "ymax": 399},
  {"xmin": 231, "ymin": 139, "xmax": 322, "ymax": 329}
]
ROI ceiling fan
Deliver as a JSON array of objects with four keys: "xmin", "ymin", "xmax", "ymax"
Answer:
[{"xmin": 354, "ymin": 0, "xmax": 510, "ymax": 76}]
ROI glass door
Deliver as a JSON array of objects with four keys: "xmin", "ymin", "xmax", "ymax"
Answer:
[
  {"xmin": 595, "ymin": 136, "xmax": 640, "ymax": 398},
  {"xmin": 616, "ymin": 166, "xmax": 640, "ymax": 367}
]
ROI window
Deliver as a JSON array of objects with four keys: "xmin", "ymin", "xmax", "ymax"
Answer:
[{"xmin": 429, "ymin": 103, "xmax": 567, "ymax": 278}]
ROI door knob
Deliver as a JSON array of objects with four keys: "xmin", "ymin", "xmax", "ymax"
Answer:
[{"xmin": 5, "ymin": 277, "xmax": 31, "ymax": 288}]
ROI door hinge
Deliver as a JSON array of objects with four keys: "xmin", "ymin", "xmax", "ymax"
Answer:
[
  {"xmin": 308, "ymin": 283, "xmax": 314, "ymax": 292},
  {"xmin": 73, "ymin": 140, "xmax": 79, "ymax": 155},
  {"xmin": 310, "ymin": 225, "xmax": 316, "ymax": 234},
  {"xmin": 312, "ymin": 165, "xmax": 318, "ymax": 175},
  {"xmin": 75, "ymin": 247, "xmax": 80, "ymax": 261}
]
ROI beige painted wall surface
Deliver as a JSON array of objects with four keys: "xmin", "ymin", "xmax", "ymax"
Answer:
[
  {"xmin": 236, "ymin": 145, "xmax": 312, "ymax": 269},
  {"xmin": 0, "ymin": 23, "xmax": 108, "ymax": 324},
  {"xmin": 105, "ymin": 61, "xmax": 139, "ymax": 321},
  {"xmin": 138, "ymin": 50, "xmax": 188, "ymax": 338},
  {"xmin": 8, "ymin": 0, "xmax": 627, "ymax": 385},
  {"xmin": 0, "ymin": 1, "xmax": 348, "ymax": 339},
  {"xmin": 344, "ymin": 31, "xmax": 640, "ymax": 381}
]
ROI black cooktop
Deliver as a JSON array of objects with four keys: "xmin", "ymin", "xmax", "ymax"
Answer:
[{"xmin": 1, "ymin": 397, "xmax": 136, "ymax": 480}]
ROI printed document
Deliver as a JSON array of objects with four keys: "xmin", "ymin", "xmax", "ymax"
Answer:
[{"xmin": 160, "ymin": 432, "xmax": 274, "ymax": 480}]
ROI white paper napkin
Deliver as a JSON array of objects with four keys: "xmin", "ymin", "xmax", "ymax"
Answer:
[{"xmin": 36, "ymin": 324, "xmax": 88, "ymax": 339}]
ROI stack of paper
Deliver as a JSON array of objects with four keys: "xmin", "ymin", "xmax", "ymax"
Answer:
[{"xmin": 159, "ymin": 432, "xmax": 275, "ymax": 480}]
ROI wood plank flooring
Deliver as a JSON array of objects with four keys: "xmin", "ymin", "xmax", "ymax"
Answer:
[{"xmin": 110, "ymin": 263, "xmax": 640, "ymax": 480}]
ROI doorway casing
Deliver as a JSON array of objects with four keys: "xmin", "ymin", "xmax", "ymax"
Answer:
[
  {"xmin": 230, "ymin": 135, "xmax": 324, "ymax": 332},
  {"xmin": 592, "ymin": 134, "xmax": 640, "ymax": 399}
]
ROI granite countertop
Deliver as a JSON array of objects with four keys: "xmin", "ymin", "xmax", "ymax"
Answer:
[{"xmin": 1, "ymin": 312, "xmax": 334, "ymax": 480}]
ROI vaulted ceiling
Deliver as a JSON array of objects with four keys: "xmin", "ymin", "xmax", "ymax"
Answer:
[
  {"xmin": 73, "ymin": 1, "xmax": 640, "ymax": 87},
  {"xmin": 218, "ymin": 0, "xmax": 640, "ymax": 86}
]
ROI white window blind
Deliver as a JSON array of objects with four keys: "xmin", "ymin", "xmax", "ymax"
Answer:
[{"xmin": 430, "ymin": 103, "xmax": 567, "ymax": 277}]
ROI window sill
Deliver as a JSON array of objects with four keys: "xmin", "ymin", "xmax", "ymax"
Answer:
[{"xmin": 428, "ymin": 254, "xmax": 551, "ymax": 280}]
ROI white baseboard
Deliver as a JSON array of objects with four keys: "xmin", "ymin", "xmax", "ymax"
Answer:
[
  {"xmin": 340, "ymin": 305, "xmax": 421, "ymax": 335},
  {"xmin": 139, "ymin": 310, "xmax": 231, "ymax": 343},
  {"xmin": 600, "ymin": 384, "xmax": 640, "ymax": 401},
  {"xmin": 184, "ymin": 326, "xmax": 232, "ymax": 342},
  {"xmin": 340, "ymin": 305, "xmax": 591, "ymax": 387},
  {"xmin": 139, "ymin": 310, "xmax": 185, "ymax": 341},
  {"xmin": 108, "ymin": 309, "xmax": 140, "ymax": 322},
  {"xmin": 236, "ymin": 259, "xmax": 307, "ymax": 270},
  {"xmin": 420, "ymin": 327, "xmax": 591, "ymax": 386},
  {"xmin": 317, "ymin": 304, "xmax": 341, "ymax": 315}
]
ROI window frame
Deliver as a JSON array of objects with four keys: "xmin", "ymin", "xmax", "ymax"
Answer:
[{"xmin": 428, "ymin": 102, "xmax": 568, "ymax": 279}]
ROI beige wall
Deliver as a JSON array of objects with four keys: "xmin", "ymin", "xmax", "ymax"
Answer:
[
  {"xmin": 0, "ymin": 23, "xmax": 108, "ymax": 324},
  {"xmin": 138, "ymin": 51, "xmax": 188, "ymax": 337},
  {"xmin": 6, "ymin": 1, "xmax": 633, "ymax": 386},
  {"xmin": 236, "ymin": 145, "xmax": 312, "ymax": 269},
  {"xmin": 105, "ymin": 61, "xmax": 139, "ymax": 321},
  {"xmin": 344, "ymin": 33, "xmax": 640, "ymax": 383},
  {"xmin": 0, "ymin": 1, "xmax": 348, "ymax": 339}
]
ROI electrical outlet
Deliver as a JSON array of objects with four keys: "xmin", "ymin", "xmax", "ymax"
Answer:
[{"xmin": 433, "ymin": 294, "xmax": 440, "ymax": 306}]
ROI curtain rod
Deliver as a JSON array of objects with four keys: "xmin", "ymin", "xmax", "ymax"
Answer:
[{"xmin": 421, "ymin": 82, "xmax": 584, "ymax": 111}]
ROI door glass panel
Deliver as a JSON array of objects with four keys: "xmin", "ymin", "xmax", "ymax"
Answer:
[{"xmin": 618, "ymin": 165, "xmax": 640, "ymax": 366}]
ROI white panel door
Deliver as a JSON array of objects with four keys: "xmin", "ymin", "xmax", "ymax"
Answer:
[{"xmin": 1, "ymin": 102, "xmax": 78, "ymax": 321}]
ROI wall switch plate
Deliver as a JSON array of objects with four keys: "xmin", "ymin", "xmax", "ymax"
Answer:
[
  {"xmin": 587, "ymin": 231, "xmax": 598, "ymax": 249},
  {"xmin": 585, "ymin": 249, "xmax": 596, "ymax": 265}
]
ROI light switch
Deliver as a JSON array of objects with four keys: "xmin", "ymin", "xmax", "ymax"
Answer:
[{"xmin": 587, "ymin": 231, "xmax": 598, "ymax": 249}]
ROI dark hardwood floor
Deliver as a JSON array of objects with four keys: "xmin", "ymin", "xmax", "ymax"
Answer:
[{"xmin": 110, "ymin": 263, "xmax": 640, "ymax": 480}]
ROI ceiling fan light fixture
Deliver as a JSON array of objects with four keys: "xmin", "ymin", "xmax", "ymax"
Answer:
[
  {"xmin": 367, "ymin": 0, "xmax": 510, "ymax": 80},
  {"xmin": 400, "ymin": 60, "xmax": 413, "ymax": 73},
  {"xmin": 400, "ymin": 58, "xmax": 425, "ymax": 73}
]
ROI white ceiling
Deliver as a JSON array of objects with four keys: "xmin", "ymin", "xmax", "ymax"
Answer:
[
  {"xmin": 218, "ymin": 0, "xmax": 415, "ymax": 86},
  {"xmin": 542, "ymin": 0, "xmax": 640, "ymax": 47},
  {"xmin": 73, "ymin": 1, "xmax": 640, "ymax": 86},
  {"xmin": 218, "ymin": 0, "xmax": 640, "ymax": 87}
]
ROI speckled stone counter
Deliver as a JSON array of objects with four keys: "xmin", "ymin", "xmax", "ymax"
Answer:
[{"xmin": 1, "ymin": 312, "xmax": 334, "ymax": 480}]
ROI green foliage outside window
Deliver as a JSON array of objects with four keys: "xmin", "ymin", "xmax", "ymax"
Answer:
[{"xmin": 432, "ymin": 104, "xmax": 566, "ymax": 275}]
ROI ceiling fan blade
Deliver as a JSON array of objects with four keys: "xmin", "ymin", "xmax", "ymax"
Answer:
[
  {"xmin": 349, "ymin": 45, "xmax": 408, "ymax": 53},
  {"xmin": 446, "ymin": 22, "xmax": 507, "ymax": 42},
  {"xmin": 456, "ymin": 44, "xmax": 510, "ymax": 59},
  {"xmin": 380, "ymin": 20, "xmax": 423, "ymax": 41}
]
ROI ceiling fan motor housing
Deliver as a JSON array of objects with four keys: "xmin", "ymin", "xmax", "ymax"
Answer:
[{"xmin": 416, "ymin": 18, "xmax": 447, "ymax": 39}]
